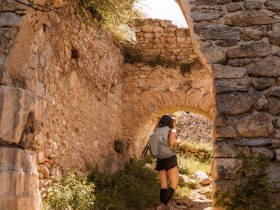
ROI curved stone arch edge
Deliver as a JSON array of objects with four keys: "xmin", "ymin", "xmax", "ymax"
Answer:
[{"xmin": 175, "ymin": 0, "xmax": 214, "ymax": 76}]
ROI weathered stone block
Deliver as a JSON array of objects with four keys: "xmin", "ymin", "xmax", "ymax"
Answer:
[
  {"xmin": 251, "ymin": 147, "xmax": 274, "ymax": 159},
  {"xmin": 226, "ymin": 3, "xmax": 243, "ymax": 12},
  {"xmin": 273, "ymin": 129, "xmax": 280, "ymax": 139},
  {"xmin": 38, "ymin": 165, "xmax": 49, "ymax": 179},
  {"xmin": 213, "ymin": 140, "xmax": 239, "ymax": 157},
  {"xmin": 141, "ymin": 25, "xmax": 154, "ymax": 33},
  {"xmin": 218, "ymin": 0, "xmax": 231, "ymax": 5},
  {"xmin": 212, "ymin": 158, "xmax": 243, "ymax": 180},
  {"xmin": 212, "ymin": 64, "xmax": 246, "ymax": 79},
  {"xmin": 225, "ymin": 11, "xmax": 274, "ymax": 26},
  {"xmin": 0, "ymin": 12, "xmax": 22, "ymax": 28},
  {"xmin": 49, "ymin": 167, "xmax": 62, "ymax": 179},
  {"xmin": 268, "ymin": 98, "xmax": 280, "ymax": 115},
  {"xmin": 153, "ymin": 26, "xmax": 164, "ymax": 33},
  {"xmin": 242, "ymin": 26, "xmax": 269, "ymax": 41},
  {"xmin": 217, "ymin": 92, "xmax": 253, "ymax": 115},
  {"xmin": 276, "ymin": 149, "xmax": 280, "ymax": 161},
  {"xmin": 215, "ymin": 78, "xmax": 249, "ymax": 93},
  {"xmin": 243, "ymin": 0, "xmax": 262, "ymax": 10},
  {"xmin": 272, "ymin": 23, "xmax": 280, "ymax": 32},
  {"xmin": 264, "ymin": 0, "xmax": 280, "ymax": 12},
  {"xmin": 271, "ymin": 139, "xmax": 280, "ymax": 148},
  {"xmin": 267, "ymin": 162, "xmax": 280, "ymax": 190},
  {"xmin": 0, "ymin": 86, "xmax": 36, "ymax": 144},
  {"xmin": 0, "ymin": 147, "xmax": 40, "ymax": 210},
  {"xmin": 227, "ymin": 41, "xmax": 272, "ymax": 58},
  {"xmin": 191, "ymin": 0, "xmax": 218, "ymax": 6},
  {"xmin": 202, "ymin": 46, "xmax": 226, "ymax": 64},
  {"xmin": 269, "ymin": 37, "xmax": 280, "ymax": 47},
  {"xmin": 235, "ymin": 112, "xmax": 273, "ymax": 138},
  {"xmin": 254, "ymin": 96, "xmax": 268, "ymax": 111},
  {"xmin": 215, "ymin": 115, "xmax": 235, "ymax": 127},
  {"xmin": 267, "ymin": 87, "xmax": 280, "ymax": 98},
  {"xmin": 191, "ymin": 10, "xmax": 223, "ymax": 22},
  {"xmin": 249, "ymin": 77, "xmax": 276, "ymax": 90},
  {"xmin": 235, "ymin": 138, "xmax": 272, "ymax": 147},
  {"xmin": 227, "ymin": 58, "xmax": 259, "ymax": 67},
  {"xmin": 194, "ymin": 23, "xmax": 241, "ymax": 40},
  {"xmin": 269, "ymin": 32, "xmax": 280, "ymax": 47},
  {"xmin": 215, "ymin": 39, "xmax": 238, "ymax": 47},
  {"xmin": 214, "ymin": 126, "xmax": 237, "ymax": 138},
  {"xmin": 272, "ymin": 117, "xmax": 280, "ymax": 128},
  {"xmin": 247, "ymin": 56, "xmax": 280, "ymax": 77}
]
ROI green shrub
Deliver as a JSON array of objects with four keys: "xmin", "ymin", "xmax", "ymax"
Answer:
[
  {"xmin": 177, "ymin": 140, "xmax": 213, "ymax": 163},
  {"xmin": 43, "ymin": 173, "xmax": 95, "ymax": 210},
  {"xmin": 178, "ymin": 155, "xmax": 211, "ymax": 176},
  {"xmin": 80, "ymin": 0, "xmax": 141, "ymax": 43},
  {"xmin": 88, "ymin": 158, "xmax": 160, "ymax": 209}
]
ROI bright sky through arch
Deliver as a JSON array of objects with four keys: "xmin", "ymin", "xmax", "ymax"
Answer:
[{"xmin": 136, "ymin": 0, "xmax": 188, "ymax": 28}]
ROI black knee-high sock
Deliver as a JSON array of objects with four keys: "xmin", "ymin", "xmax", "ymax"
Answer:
[
  {"xmin": 162, "ymin": 187, "xmax": 175, "ymax": 205},
  {"xmin": 160, "ymin": 188, "xmax": 167, "ymax": 203}
]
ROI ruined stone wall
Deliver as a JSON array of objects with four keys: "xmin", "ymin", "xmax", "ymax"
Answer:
[
  {"xmin": 134, "ymin": 19, "xmax": 197, "ymax": 64},
  {"xmin": 122, "ymin": 19, "xmax": 214, "ymax": 156},
  {"xmin": 176, "ymin": 0, "xmax": 280, "ymax": 208},
  {"xmin": 122, "ymin": 20, "xmax": 214, "ymax": 156},
  {"xmin": 0, "ymin": 0, "xmax": 127, "ymax": 207},
  {"xmin": 123, "ymin": 62, "xmax": 214, "ymax": 155}
]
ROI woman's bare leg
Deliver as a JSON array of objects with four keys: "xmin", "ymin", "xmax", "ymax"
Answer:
[
  {"xmin": 159, "ymin": 166, "xmax": 179, "ymax": 206},
  {"xmin": 158, "ymin": 170, "xmax": 168, "ymax": 188},
  {"xmin": 166, "ymin": 166, "xmax": 179, "ymax": 190}
]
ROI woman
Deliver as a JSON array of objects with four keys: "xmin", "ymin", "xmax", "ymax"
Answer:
[{"xmin": 155, "ymin": 114, "xmax": 181, "ymax": 210}]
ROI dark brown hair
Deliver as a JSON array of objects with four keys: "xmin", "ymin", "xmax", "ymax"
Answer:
[{"xmin": 159, "ymin": 114, "xmax": 175, "ymax": 129}]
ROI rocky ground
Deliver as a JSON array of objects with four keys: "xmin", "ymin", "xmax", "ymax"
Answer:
[
  {"xmin": 169, "ymin": 189, "xmax": 212, "ymax": 210},
  {"xmin": 148, "ymin": 187, "xmax": 212, "ymax": 210}
]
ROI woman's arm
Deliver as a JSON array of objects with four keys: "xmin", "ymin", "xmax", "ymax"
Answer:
[{"xmin": 168, "ymin": 129, "xmax": 181, "ymax": 146}]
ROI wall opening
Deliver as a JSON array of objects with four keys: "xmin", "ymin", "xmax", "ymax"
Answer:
[{"xmin": 142, "ymin": 110, "xmax": 214, "ymax": 209}]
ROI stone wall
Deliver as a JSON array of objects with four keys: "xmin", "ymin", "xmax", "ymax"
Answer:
[
  {"xmin": 176, "ymin": 112, "xmax": 213, "ymax": 143},
  {"xmin": 134, "ymin": 19, "xmax": 196, "ymax": 64},
  {"xmin": 1, "ymin": 0, "xmax": 126, "ymax": 207},
  {"xmin": 176, "ymin": 0, "xmax": 280, "ymax": 208},
  {"xmin": 2, "ymin": 0, "xmax": 280, "ymax": 208},
  {"xmin": 123, "ymin": 19, "xmax": 214, "ymax": 156},
  {"xmin": 122, "ymin": 62, "xmax": 214, "ymax": 156}
]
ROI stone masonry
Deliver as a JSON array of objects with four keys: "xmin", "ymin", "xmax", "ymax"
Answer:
[
  {"xmin": 1, "ymin": 0, "xmax": 125, "ymax": 208},
  {"xmin": 176, "ymin": 0, "xmax": 280, "ymax": 208},
  {"xmin": 134, "ymin": 19, "xmax": 197, "ymax": 64},
  {"xmin": 123, "ymin": 19, "xmax": 214, "ymax": 156},
  {"xmin": 0, "ymin": 0, "xmax": 280, "ymax": 209}
]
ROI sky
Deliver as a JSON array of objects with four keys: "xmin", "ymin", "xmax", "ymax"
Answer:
[{"xmin": 136, "ymin": 0, "xmax": 188, "ymax": 28}]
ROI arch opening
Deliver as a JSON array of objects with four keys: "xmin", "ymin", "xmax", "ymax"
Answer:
[{"xmin": 139, "ymin": 110, "xmax": 214, "ymax": 209}]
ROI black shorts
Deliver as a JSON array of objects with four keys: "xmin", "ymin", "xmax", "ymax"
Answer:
[{"xmin": 156, "ymin": 155, "xmax": 178, "ymax": 171}]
